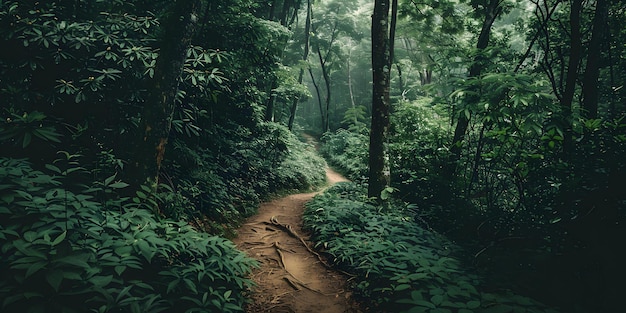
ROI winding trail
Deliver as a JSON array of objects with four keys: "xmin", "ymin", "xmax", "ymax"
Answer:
[{"xmin": 233, "ymin": 167, "xmax": 359, "ymax": 313}]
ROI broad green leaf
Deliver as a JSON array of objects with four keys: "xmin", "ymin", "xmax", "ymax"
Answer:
[
  {"xmin": 466, "ymin": 300, "xmax": 481, "ymax": 309},
  {"xmin": 431, "ymin": 294, "xmax": 444, "ymax": 305},
  {"xmin": 109, "ymin": 182, "xmax": 129, "ymax": 189},
  {"xmin": 395, "ymin": 284, "xmax": 411, "ymax": 291},
  {"xmin": 90, "ymin": 275, "xmax": 113, "ymax": 287},
  {"xmin": 46, "ymin": 270, "xmax": 64, "ymax": 291},
  {"xmin": 104, "ymin": 173, "xmax": 116, "ymax": 186},
  {"xmin": 51, "ymin": 231, "xmax": 67, "ymax": 246}
]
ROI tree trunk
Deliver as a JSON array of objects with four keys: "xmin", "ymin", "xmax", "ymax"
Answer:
[
  {"xmin": 308, "ymin": 67, "xmax": 326, "ymax": 131},
  {"xmin": 130, "ymin": 0, "xmax": 201, "ymax": 189},
  {"xmin": 559, "ymin": 0, "xmax": 583, "ymax": 158},
  {"xmin": 269, "ymin": 0, "xmax": 278, "ymax": 20},
  {"xmin": 368, "ymin": 0, "xmax": 394, "ymax": 199},
  {"xmin": 265, "ymin": 81, "xmax": 278, "ymax": 122},
  {"xmin": 316, "ymin": 45, "xmax": 332, "ymax": 132},
  {"xmin": 582, "ymin": 0, "xmax": 608, "ymax": 120},
  {"xmin": 288, "ymin": 0, "xmax": 312, "ymax": 130},
  {"xmin": 446, "ymin": 0, "xmax": 501, "ymax": 179}
]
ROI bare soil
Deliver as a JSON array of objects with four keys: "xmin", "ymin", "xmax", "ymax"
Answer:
[{"xmin": 233, "ymin": 167, "xmax": 360, "ymax": 313}]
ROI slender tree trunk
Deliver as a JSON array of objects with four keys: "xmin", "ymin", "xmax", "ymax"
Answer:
[
  {"xmin": 308, "ymin": 67, "xmax": 325, "ymax": 131},
  {"xmin": 316, "ymin": 45, "xmax": 332, "ymax": 132},
  {"xmin": 395, "ymin": 62, "xmax": 404, "ymax": 94},
  {"xmin": 582, "ymin": 0, "xmax": 608, "ymax": 120},
  {"xmin": 265, "ymin": 81, "xmax": 278, "ymax": 122},
  {"xmin": 515, "ymin": 0, "xmax": 561, "ymax": 72},
  {"xmin": 368, "ymin": 0, "xmax": 395, "ymax": 199},
  {"xmin": 560, "ymin": 0, "xmax": 583, "ymax": 158},
  {"xmin": 311, "ymin": 18, "xmax": 339, "ymax": 133},
  {"xmin": 288, "ymin": 0, "xmax": 312, "ymax": 130},
  {"xmin": 269, "ymin": 0, "xmax": 278, "ymax": 20},
  {"xmin": 446, "ymin": 0, "xmax": 501, "ymax": 179},
  {"xmin": 131, "ymin": 0, "xmax": 202, "ymax": 189},
  {"xmin": 347, "ymin": 43, "xmax": 357, "ymax": 125}
]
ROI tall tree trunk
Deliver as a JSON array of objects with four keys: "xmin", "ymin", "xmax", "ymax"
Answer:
[
  {"xmin": 316, "ymin": 45, "xmax": 332, "ymax": 132},
  {"xmin": 446, "ymin": 0, "xmax": 501, "ymax": 179},
  {"xmin": 559, "ymin": 0, "xmax": 583, "ymax": 158},
  {"xmin": 582, "ymin": 0, "xmax": 608, "ymax": 120},
  {"xmin": 348, "ymin": 43, "xmax": 357, "ymax": 125},
  {"xmin": 130, "ymin": 0, "xmax": 201, "ymax": 189},
  {"xmin": 395, "ymin": 61, "xmax": 404, "ymax": 95},
  {"xmin": 308, "ymin": 67, "xmax": 326, "ymax": 131},
  {"xmin": 269, "ymin": 0, "xmax": 278, "ymax": 20},
  {"xmin": 288, "ymin": 0, "xmax": 312, "ymax": 130},
  {"xmin": 265, "ymin": 81, "xmax": 278, "ymax": 122},
  {"xmin": 311, "ymin": 18, "xmax": 339, "ymax": 133},
  {"xmin": 368, "ymin": 0, "xmax": 395, "ymax": 199},
  {"xmin": 515, "ymin": 0, "xmax": 561, "ymax": 73}
]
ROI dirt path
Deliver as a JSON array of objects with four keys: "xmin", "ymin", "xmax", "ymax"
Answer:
[{"xmin": 233, "ymin": 167, "xmax": 359, "ymax": 313}]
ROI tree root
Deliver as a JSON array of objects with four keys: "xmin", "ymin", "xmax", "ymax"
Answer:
[{"xmin": 267, "ymin": 216, "xmax": 355, "ymax": 277}]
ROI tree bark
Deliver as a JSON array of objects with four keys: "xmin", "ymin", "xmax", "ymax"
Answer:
[
  {"xmin": 308, "ymin": 67, "xmax": 325, "ymax": 130},
  {"xmin": 347, "ymin": 42, "xmax": 357, "ymax": 125},
  {"xmin": 288, "ymin": 0, "xmax": 312, "ymax": 130},
  {"xmin": 130, "ymin": 0, "xmax": 201, "ymax": 189},
  {"xmin": 446, "ymin": 0, "xmax": 501, "ymax": 179},
  {"xmin": 316, "ymin": 45, "xmax": 332, "ymax": 132},
  {"xmin": 559, "ymin": 0, "xmax": 583, "ymax": 158},
  {"xmin": 582, "ymin": 0, "xmax": 608, "ymax": 120},
  {"xmin": 368, "ymin": 0, "xmax": 394, "ymax": 199}
]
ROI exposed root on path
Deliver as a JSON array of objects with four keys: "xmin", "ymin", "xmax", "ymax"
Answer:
[
  {"xmin": 233, "ymin": 167, "xmax": 359, "ymax": 313},
  {"xmin": 267, "ymin": 216, "xmax": 356, "ymax": 278}
]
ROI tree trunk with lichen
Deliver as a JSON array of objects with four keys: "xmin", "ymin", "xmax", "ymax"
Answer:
[{"xmin": 129, "ymin": 0, "xmax": 201, "ymax": 190}]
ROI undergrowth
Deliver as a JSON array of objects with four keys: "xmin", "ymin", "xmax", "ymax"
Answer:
[
  {"xmin": 303, "ymin": 182, "xmax": 560, "ymax": 313},
  {"xmin": 0, "ymin": 158, "xmax": 258, "ymax": 313},
  {"xmin": 319, "ymin": 129, "xmax": 369, "ymax": 182},
  {"xmin": 166, "ymin": 121, "xmax": 326, "ymax": 235}
]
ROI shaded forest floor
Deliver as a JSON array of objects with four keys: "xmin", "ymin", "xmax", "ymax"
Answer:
[{"xmin": 233, "ymin": 167, "xmax": 361, "ymax": 313}]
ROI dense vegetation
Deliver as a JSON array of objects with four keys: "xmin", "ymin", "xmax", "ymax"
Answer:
[
  {"xmin": 1, "ymin": 0, "xmax": 624, "ymax": 312},
  {"xmin": 304, "ymin": 183, "xmax": 558, "ymax": 313},
  {"xmin": 309, "ymin": 0, "xmax": 626, "ymax": 312},
  {"xmin": 0, "ymin": 0, "xmax": 325, "ymax": 312}
]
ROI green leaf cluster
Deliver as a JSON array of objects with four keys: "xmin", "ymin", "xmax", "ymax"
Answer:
[
  {"xmin": 319, "ymin": 129, "xmax": 370, "ymax": 181},
  {"xmin": 165, "ymin": 122, "xmax": 326, "ymax": 234},
  {"xmin": 0, "ymin": 158, "xmax": 257, "ymax": 313},
  {"xmin": 303, "ymin": 182, "xmax": 559, "ymax": 313}
]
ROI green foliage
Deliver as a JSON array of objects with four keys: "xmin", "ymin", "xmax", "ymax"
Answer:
[
  {"xmin": 389, "ymin": 98, "xmax": 450, "ymax": 203},
  {"xmin": 319, "ymin": 129, "xmax": 369, "ymax": 181},
  {"xmin": 0, "ymin": 1, "xmax": 159, "ymax": 104},
  {"xmin": 0, "ymin": 110, "xmax": 62, "ymax": 148},
  {"xmin": 341, "ymin": 105, "xmax": 369, "ymax": 133},
  {"xmin": 164, "ymin": 122, "xmax": 326, "ymax": 234},
  {"xmin": 303, "ymin": 183, "xmax": 559, "ymax": 313},
  {"xmin": 0, "ymin": 158, "xmax": 257, "ymax": 313}
]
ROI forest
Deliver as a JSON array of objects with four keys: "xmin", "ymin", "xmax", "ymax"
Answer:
[{"xmin": 0, "ymin": 0, "xmax": 624, "ymax": 312}]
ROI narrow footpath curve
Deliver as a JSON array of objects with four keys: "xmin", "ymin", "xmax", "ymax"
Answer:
[{"xmin": 233, "ymin": 168, "xmax": 359, "ymax": 313}]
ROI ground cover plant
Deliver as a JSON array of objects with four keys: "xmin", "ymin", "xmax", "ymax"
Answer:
[
  {"xmin": 319, "ymin": 129, "xmax": 369, "ymax": 181},
  {"xmin": 303, "ymin": 182, "xmax": 560, "ymax": 313},
  {"xmin": 0, "ymin": 158, "xmax": 258, "ymax": 313},
  {"xmin": 165, "ymin": 122, "xmax": 327, "ymax": 235}
]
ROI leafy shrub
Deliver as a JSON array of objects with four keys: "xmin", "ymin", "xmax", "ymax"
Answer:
[
  {"xmin": 163, "ymin": 122, "xmax": 326, "ymax": 235},
  {"xmin": 303, "ymin": 183, "xmax": 559, "ymax": 313},
  {"xmin": 0, "ymin": 158, "xmax": 257, "ymax": 313},
  {"xmin": 389, "ymin": 99, "xmax": 450, "ymax": 202},
  {"xmin": 274, "ymin": 136, "xmax": 327, "ymax": 191},
  {"xmin": 319, "ymin": 129, "xmax": 369, "ymax": 181}
]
